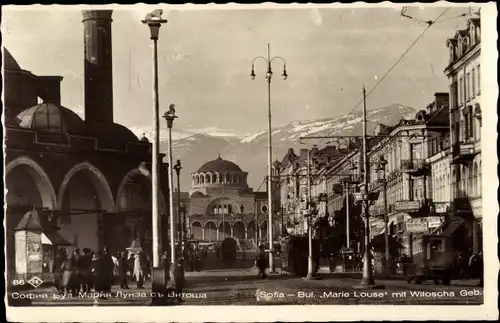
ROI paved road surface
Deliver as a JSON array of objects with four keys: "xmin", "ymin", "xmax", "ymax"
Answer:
[{"xmin": 7, "ymin": 268, "xmax": 482, "ymax": 306}]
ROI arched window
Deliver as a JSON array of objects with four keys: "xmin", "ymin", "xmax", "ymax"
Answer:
[
  {"xmin": 200, "ymin": 175, "xmax": 205, "ymax": 184},
  {"xmin": 206, "ymin": 174, "xmax": 211, "ymax": 184},
  {"xmin": 212, "ymin": 174, "xmax": 217, "ymax": 184},
  {"xmin": 195, "ymin": 175, "xmax": 200, "ymax": 185}
]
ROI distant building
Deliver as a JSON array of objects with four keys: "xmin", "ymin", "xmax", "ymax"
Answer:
[
  {"xmin": 276, "ymin": 146, "xmax": 348, "ymax": 236},
  {"xmin": 185, "ymin": 156, "xmax": 273, "ymax": 248},
  {"xmin": 442, "ymin": 14, "xmax": 482, "ymax": 253}
]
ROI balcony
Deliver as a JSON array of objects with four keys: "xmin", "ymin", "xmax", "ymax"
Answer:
[
  {"xmin": 451, "ymin": 141, "xmax": 477, "ymax": 165},
  {"xmin": 431, "ymin": 202, "xmax": 452, "ymax": 214},
  {"xmin": 450, "ymin": 197, "xmax": 474, "ymax": 221},
  {"xmin": 400, "ymin": 159, "xmax": 431, "ymax": 177},
  {"xmin": 370, "ymin": 205, "xmax": 386, "ymax": 217}
]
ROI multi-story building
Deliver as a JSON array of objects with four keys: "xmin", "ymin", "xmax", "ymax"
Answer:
[
  {"xmin": 367, "ymin": 93, "xmax": 450, "ymax": 252},
  {"xmin": 277, "ymin": 146, "xmax": 347, "ymax": 235},
  {"xmin": 441, "ymin": 14, "xmax": 482, "ymax": 253}
]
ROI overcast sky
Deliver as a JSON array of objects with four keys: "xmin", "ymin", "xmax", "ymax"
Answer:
[{"xmin": 2, "ymin": 5, "xmax": 475, "ymax": 134}]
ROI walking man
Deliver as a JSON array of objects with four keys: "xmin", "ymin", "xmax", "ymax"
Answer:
[{"xmin": 118, "ymin": 252, "xmax": 129, "ymax": 289}]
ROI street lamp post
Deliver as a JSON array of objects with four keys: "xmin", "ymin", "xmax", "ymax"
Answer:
[
  {"xmin": 305, "ymin": 149, "xmax": 317, "ymax": 280},
  {"xmin": 163, "ymin": 105, "xmax": 178, "ymax": 272},
  {"xmin": 240, "ymin": 204, "xmax": 245, "ymax": 259},
  {"xmin": 173, "ymin": 159, "xmax": 183, "ymax": 252},
  {"xmin": 356, "ymin": 85, "xmax": 382, "ymax": 289},
  {"xmin": 142, "ymin": 9, "xmax": 168, "ymax": 304},
  {"xmin": 250, "ymin": 43, "xmax": 288, "ymax": 273},
  {"xmin": 142, "ymin": 8, "xmax": 168, "ymax": 271},
  {"xmin": 376, "ymin": 155, "xmax": 390, "ymax": 275}
]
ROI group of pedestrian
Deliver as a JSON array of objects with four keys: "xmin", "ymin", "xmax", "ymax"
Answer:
[
  {"xmin": 53, "ymin": 246, "xmax": 151, "ymax": 298},
  {"xmin": 455, "ymin": 249, "xmax": 483, "ymax": 286},
  {"xmin": 186, "ymin": 246, "xmax": 203, "ymax": 272},
  {"xmin": 53, "ymin": 247, "xmax": 114, "ymax": 297}
]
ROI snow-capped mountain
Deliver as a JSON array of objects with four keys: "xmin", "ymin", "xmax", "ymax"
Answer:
[
  {"xmin": 130, "ymin": 126, "xmax": 249, "ymax": 141},
  {"xmin": 143, "ymin": 104, "xmax": 417, "ymax": 190}
]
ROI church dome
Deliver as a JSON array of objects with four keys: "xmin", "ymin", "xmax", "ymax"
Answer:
[
  {"xmin": 197, "ymin": 156, "xmax": 242, "ymax": 173},
  {"xmin": 85, "ymin": 122, "xmax": 139, "ymax": 146},
  {"xmin": 16, "ymin": 103, "xmax": 85, "ymax": 134}
]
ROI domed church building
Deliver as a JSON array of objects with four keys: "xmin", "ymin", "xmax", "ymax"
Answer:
[
  {"xmin": 4, "ymin": 10, "xmax": 170, "ymax": 282},
  {"xmin": 187, "ymin": 156, "xmax": 273, "ymax": 248}
]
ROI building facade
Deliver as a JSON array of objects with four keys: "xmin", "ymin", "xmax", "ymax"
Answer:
[
  {"xmin": 4, "ymin": 10, "xmax": 169, "ymax": 280},
  {"xmin": 185, "ymin": 156, "xmax": 275, "ymax": 249},
  {"xmin": 443, "ymin": 14, "xmax": 482, "ymax": 253}
]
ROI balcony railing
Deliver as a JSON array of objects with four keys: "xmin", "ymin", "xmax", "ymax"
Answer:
[
  {"xmin": 451, "ymin": 141, "xmax": 476, "ymax": 165},
  {"xmin": 431, "ymin": 201, "xmax": 452, "ymax": 214},
  {"xmin": 400, "ymin": 159, "xmax": 430, "ymax": 176}
]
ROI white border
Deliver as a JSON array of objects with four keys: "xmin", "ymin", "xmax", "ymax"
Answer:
[{"xmin": 3, "ymin": 2, "xmax": 498, "ymax": 322}]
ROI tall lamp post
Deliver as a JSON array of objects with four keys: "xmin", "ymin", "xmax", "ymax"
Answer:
[
  {"xmin": 240, "ymin": 205, "xmax": 245, "ymax": 259},
  {"xmin": 163, "ymin": 105, "xmax": 178, "ymax": 271},
  {"xmin": 305, "ymin": 149, "xmax": 318, "ymax": 280},
  {"xmin": 173, "ymin": 159, "xmax": 183, "ymax": 252},
  {"xmin": 142, "ymin": 10, "xmax": 167, "ymax": 296},
  {"xmin": 355, "ymin": 85, "xmax": 383, "ymax": 289},
  {"xmin": 250, "ymin": 43, "xmax": 288, "ymax": 273},
  {"xmin": 376, "ymin": 155, "xmax": 390, "ymax": 275}
]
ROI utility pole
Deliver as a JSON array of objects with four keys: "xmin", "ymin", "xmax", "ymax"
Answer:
[
  {"xmin": 305, "ymin": 149, "xmax": 315, "ymax": 279},
  {"xmin": 345, "ymin": 183, "xmax": 350, "ymax": 249},
  {"xmin": 359, "ymin": 85, "xmax": 376, "ymax": 287}
]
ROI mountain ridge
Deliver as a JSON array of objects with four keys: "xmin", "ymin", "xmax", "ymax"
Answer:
[{"xmin": 132, "ymin": 104, "xmax": 418, "ymax": 190}]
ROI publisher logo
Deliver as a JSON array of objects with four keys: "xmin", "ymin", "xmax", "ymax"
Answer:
[{"xmin": 27, "ymin": 276, "xmax": 43, "ymax": 288}]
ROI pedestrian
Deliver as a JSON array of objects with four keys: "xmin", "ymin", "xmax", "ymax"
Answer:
[
  {"xmin": 102, "ymin": 247, "xmax": 114, "ymax": 293},
  {"xmin": 72, "ymin": 248, "xmax": 82, "ymax": 293},
  {"xmin": 256, "ymin": 244, "xmax": 267, "ymax": 279},
  {"xmin": 476, "ymin": 251, "xmax": 483, "ymax": 287},
  {"xmin": 61, "ymin": 253, "xmax": 78, "ymax": 297},
  {"xmin": 133, "ymin": 252, "xmax": 145, "ymax": 288},
  {"xmin": 52, "ymin": 247, "xmax": 66, "ymax": 293},
  {"xmin": 80, "ymin": 248, "xmax": 93, "ymax": 293},
  {"xmin": 91, "ymin": 252, "xmax": 107, "ymax": 299},
  {"xmin": 128, "ymin": 252, "xmax": 135, "ymax": 282},
  {"xmin": 118, "ymin": 252, "xmax": 129, "ymax": 289}
]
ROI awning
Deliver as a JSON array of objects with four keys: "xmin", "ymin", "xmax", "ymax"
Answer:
[
  {"xmin": 41, "ymin": 231, "xmax": 72, "ymax": 246},
  {"xmin": 441, "ymin": 215, "xmax": 466, "ymax": 236}
]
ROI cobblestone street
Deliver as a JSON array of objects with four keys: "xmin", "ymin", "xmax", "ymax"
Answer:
[
  {"xmin": 180, "ymin": 268, "xmax": 483, "ymax": 305},
  {"xmin": 9, "ymin": 268, "xmax": 482, "ymax": 306}
]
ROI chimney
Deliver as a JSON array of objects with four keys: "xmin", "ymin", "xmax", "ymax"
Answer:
[
  {"xmin": 82, "ymin": 10, "xmax": 114, "ymax": 124},
  {"xmin": 300, "ymin": 149, "xmax": 308, "ymax": 161},
  {"xmin": 434, "ymin": 92, "xmax": 449, "ymax": 111},
  {"xmin": 37, "ymin": 76, "xmax": 63, "ymax": 105}
]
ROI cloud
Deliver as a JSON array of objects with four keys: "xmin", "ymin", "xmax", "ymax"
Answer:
[
  {"xmin": 309, "ymin": 8, "xmax": 323, "ymax": 26},
  {"xmin": 168, "ymin": 53, "xmax": 190, "ymax": 61}
]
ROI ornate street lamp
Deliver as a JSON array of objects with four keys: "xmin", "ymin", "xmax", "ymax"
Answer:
[
  {"xmin": 142, "ymin": 8, "xmax": 168, "ymax": 303},
  {"xmin": 162, "ymin": 104, "xmax": 178, "ymax": 271},
  {"xmin": 240, "ymin": 204, "xmax": 245, "ymax": 259},
  {"xmin": 142, "ymin": 8, "xmax": 168, "ymax": 270},
  {"xmin": 250, "ymin": 44, "xmax": 288, "ymax": 273},
  {"xmin": 173, "ymin": 159, "xmax": 183, "ymax": 251}
]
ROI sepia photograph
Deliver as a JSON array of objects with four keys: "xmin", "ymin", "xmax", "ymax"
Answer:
[{"xmin": 2, "ymin": 2, "xmax": 498, "ymax": 322}]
